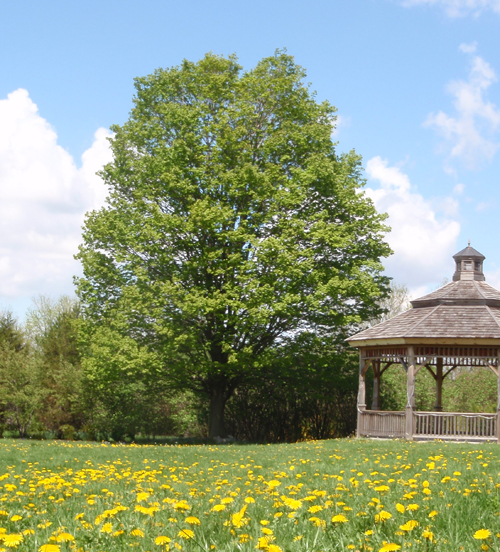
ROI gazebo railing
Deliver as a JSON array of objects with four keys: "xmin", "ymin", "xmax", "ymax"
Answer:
[
  {"xmin": 414, "ymin": 411, "xmax": 497, "ymax": 440},
  {"xmin": 358, "ymin": 410, "xmax": 405, "ymax": 438}
]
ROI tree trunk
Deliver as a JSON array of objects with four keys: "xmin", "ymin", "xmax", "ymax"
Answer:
[{"xmin": 208, "ymin": 389, "xmax": 228, "ymax": 438}]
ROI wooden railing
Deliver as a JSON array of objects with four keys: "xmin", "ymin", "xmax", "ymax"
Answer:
[
  {"xmin": 414, "ymin": 412, "xmax": 497, "ymax": 441},
  {"xmin": 358, "ymin": 410, "xmax": 405, "ymax": 438}
]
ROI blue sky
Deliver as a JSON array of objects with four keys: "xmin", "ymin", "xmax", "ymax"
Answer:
[{"xmin": 1, "ymin": 0, "xmax": 500, "ymax": 317}]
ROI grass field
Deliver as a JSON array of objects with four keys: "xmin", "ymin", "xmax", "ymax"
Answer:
[{"xmin": 0, "ymin": 438, "xmax": 499, "ymax": 551}]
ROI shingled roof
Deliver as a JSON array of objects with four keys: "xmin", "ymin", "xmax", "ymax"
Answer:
[{"xmin": 348, "ymin": 245, "xmax": 500, "ymax": 345}]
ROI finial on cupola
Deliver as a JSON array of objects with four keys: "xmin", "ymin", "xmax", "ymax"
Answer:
[{"xmin": 452, "ymin": 243, "xmax": 485, "ymax": 282}]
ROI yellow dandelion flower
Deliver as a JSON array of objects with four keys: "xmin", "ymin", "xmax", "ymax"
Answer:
[
  {"xmin": 396, "ymin": 503, "xmax": 405, "ymax": 514},
  {"xmin": 374, "ymin": 485, "xmax": 390, "ymax": 492},
  {"xmin": 309, "ymin": 517, "xmax": 325, "ymax": 528},
  {"xmin": 407, "ymin": 504, "xmax": 419, "ymax": 511},
  {"xmin": 267, "ymin": 480, "xmax": 281, "ymax": 488},
  {"xmin": 54, "ymin": 533, "xmax": 75, "ymax": 543},
  {"xmin": 260, "ymin": 520, "xmax": 269, "ymax": 526},
  {"xmin": 428, "ymin": 510, "xmax": 438, "ymax": 518},
  {"xmin": 293, "ymin": 535, "xmax": 303, "ymax": 541},
  {"xmin": 379, "ymin": 544, "xmax": 401, "ymax": 552},
  {"xmin": 331, "ymin": 514, "xmax": 348, "ymax": 523},
  {"xmin": 10, "ymin": 515, "xmax": 22, "ymax": 522},
  {"xmin": 185, "ymin": 516, "xmax": 201, "ymax": 525},
  {"xmin": 155, "ymin": 536, "xmax": 172, "ymax": 545},
  {"xmin": 211, "ymin": 504, "xmax": 226, "ymax": 512},
  {"xmin": 365, "ymin": 530, "xmax": 373, "ymax": 536},
  {"xmin": 400, "ymin": 520, "xmax": 419, "ymax": 532},
  {"xmin": 112, "ymin": 530, "xmax": 124, "ymax": 537},
  {"xmin": 136, "ymin": 492, "xmax": 150, "ymax": 502},
  {"xmin": 39, "ymin": 546, "xmax": 60, "ymax": 552},
  {"xmin": 245, "ymin": 497, "xmax": 255, "ymax": 504},
  {"xmin": 256, "ymin": 536, "xmax": 274, "ymax": 549},
  {"xmin": 22, "ymin": 529, "xmax": 34, "ymax": 536},
  {"xmin": 3, "ymin": 534, "xmax": 23, "ymax": 547},
  {"xmin": 374, "ymin": 511, "xmax": 392, "ymax": 523},
  {"xmin": 174, "ymin": 501, "xmax": 190, "ymax": 511},
  {"xmin": 474, "ymin": 529, "xmax": 492, "ymax": 540},
  {"xmin": 130, "ymin": 529, "xmax": 144, "ymax": 537},
  {"xmin": 308, "ymin": 505, "xmax": 323, "ymax": 513},
  {"xmin": 423, "ymin": 528, "xmax": 434, "ymax": 542},
  {"xmin": 267, "ymin": 546, "xmax": 283, "ymax": 552},
  {"xmin": 101, "ymin": 523, "xmax": 113, "ymax": 534},
  {"xmin": 178, "ymin": 529, "xmax": 194, "ymax": 540},
  {"xmin": 261, "ymin": 527, "xmax": 274, "ymax": 535},
  {"xmin": 239, "ymin": 534, "xmax": 250, "ymax": 543},
  {"xmin": 74, "ymin": 513, "xmax": 84, "ymax": 521}
]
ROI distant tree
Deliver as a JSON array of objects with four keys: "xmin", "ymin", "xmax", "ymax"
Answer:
[
  {"xmin": 26, "ymin": 296, "xmax": 84, "ymax": 434},
  {"xmin": 76, "ymin": 51, "xmax": 391, "ymax": 437}
]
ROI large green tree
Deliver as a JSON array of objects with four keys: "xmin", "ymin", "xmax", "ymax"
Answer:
[{"xmin": 76, "ymin": 51, "xmax": 391, "ymax": 437}]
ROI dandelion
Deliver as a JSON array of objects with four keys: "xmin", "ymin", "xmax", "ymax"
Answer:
[
  {"xmin": 374, "ymin": 485, "xmax": 390, "ymax": 492},
  {"xmin": 54, "ymin": 533, "xmax": 75, "ymax": 542},
  {"xmin": 428, "ymin": 510, "xmax": 438, "ymax": 518},
  {"xmin": 155, "ymin": 536, "xmax": 172, "ymax": 545},
  {"xmin": 400, "ymin": 520, "xmax": 419, "ymax": 532},
  {"xmin": 309, "ymin": 517, "xmax": 325, "ymax": 528},
  {"xmin": 379, "ymin": 544, "xmax": 401, "ymax": 552},
  {"xmin": 474, "ymin": 529, "xmax": 491, "ymax": 540},
  {"xmin": 3, "ymin": 534, "xmax": 23, "ymax": 547},
  {"xmin": 267, "ymin": 546, "xmax": 283, "ymax": 552},
  {"xmin": 131, "ymin": 529, "xmax": 145, "ymax": 537},
  {"xmin": 423, "ymin": 528, "xmax": 434, "ymax": 542},
  {"xmin": 39, "ymin": 546, "xmax": 60, "ymax": 552},
  {"xmin": 101, "ymin": 523, "xmax": 113, "ymax": 533},
  {"xmin": 407, "ymin": 504, "xmax": 419, "ymax": 511},
  {"xmin": 211, "ymin": 504, "xmax": 225, "ymax": 512},
  {"xmin": 245, "ymin": 496, "xmax": 255, "ymax": 503},
  {"xmin": 185, "ymin": 516, "xmax": 201, "ymax": 525},
  {"xmin": 239, "ymin": 534, "xmax": 250, "ymax": 543},
  {"xmin": 178, "ymin": 529, "xmax": 194, "ymax": 540},
  {"xmin": 331, "ymin": 514, "xmax": 348, "ymax": 523},
  {"xmin": 10, "ymin": 515, "xmax": 22, "ymax": 522},
  {"xmin": 396, "ymin": 503, "xmax": 405, "ymax": 514},
  {"xmin": 374, "ymin": 511, "xmax": 392, "ymax": 523},
  {"xmin": 261, "ymin": 527, "xmax": 274, "ymax": 535}
]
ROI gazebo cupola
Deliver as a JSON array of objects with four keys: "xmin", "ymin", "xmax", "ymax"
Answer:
[
  {"xmin": 453, "ymin": 241, "xmax": 485, "ymax": 281},
  {"xmin": 348, "ymin": 244, "xmax": 500, "ymax": 443}
]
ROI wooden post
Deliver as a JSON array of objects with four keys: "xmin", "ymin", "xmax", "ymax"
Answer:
[
  {"xmin": 405, "ymin": 346, "xmax": 415, "ymax": 440},
  {"xmin": 435, "ymin": 357, "xmax": 443, "ymax": 412},
  {"xmin": 357, "ymin": 356, "xmax": 367, "ymax": 438},
  {"xmin": 371, "ymin": 360, "xmax": 380, "ymax": 411},
  {"xmin": 497, "ymin": 352, "xmax": 500, "ymax": 445}
]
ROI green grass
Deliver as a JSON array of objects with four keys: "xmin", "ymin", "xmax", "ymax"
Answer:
[{"xmin": 1, "ymin": 437, "xmax": 500, "ymax": 551}]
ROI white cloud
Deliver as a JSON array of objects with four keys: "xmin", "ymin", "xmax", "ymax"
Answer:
[
  {"xmin": 401, "ymin": 0, "xmax": 500, "ymax": 17},
  {"xmin": 459, "ymin": 42, "xmax": 477, "ymax": 53},
  {"xmin": 424, "ymin": 50, "xmax": 500, "ymax": 169},
  {"xmin": 331, "ymin": 114, "xmax": 351, "ymax": 137},
  {"xmin": 453, "ymin": 183, "xmax": 465, "ymax": 194},
  {"xmin": 365, "ymin": 156, "xmax": 461, "ymax": 289},
  {"xmin": 0, "ymin": 89, "xmax": 112, "ymax": 314}
]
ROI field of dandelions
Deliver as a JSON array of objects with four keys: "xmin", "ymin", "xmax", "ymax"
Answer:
[{"xmin": 0, "ymin": 438, "xmax": 499, "ymax": 552}]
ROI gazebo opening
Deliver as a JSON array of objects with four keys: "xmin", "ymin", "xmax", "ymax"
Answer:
[{"xmin": 348, "ymin": 244, "xmax": 500, "ymax": 442}]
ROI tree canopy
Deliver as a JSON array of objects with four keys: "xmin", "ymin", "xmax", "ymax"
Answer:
[{"xmin": 76, "ymin": 51, "xmax": 391, "ymax": 437}]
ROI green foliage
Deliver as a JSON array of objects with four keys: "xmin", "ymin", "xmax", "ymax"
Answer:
[{"xmin": 76, "ymin": 51, "xmax": 391, "ymax": 437}]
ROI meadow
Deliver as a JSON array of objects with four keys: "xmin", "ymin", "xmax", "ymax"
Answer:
[{"xmin": 0, "ymin": 438, "xmax": 499, "ymax": 552}]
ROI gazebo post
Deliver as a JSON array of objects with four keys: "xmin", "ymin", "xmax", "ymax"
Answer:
[
  {"xmin": 405, "ymin": 346, "xmax": 415, "ymax": 440},
  {"xmin": 497, "ymin": 352, "xmax": 500, "ymax": 445},
  {"xmin": 357, "ymin": 357, "xmax": 367, "ymax": 438},
  {"xmin": 435, "ymin": 357, "xmax": 443, "ymax": 412},
  {"xmin": 371, "ymin": 360, "xmax": 381, "ymax": 411}
]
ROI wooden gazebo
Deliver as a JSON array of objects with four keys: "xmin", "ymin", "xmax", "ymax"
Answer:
[{"xmin": 348, "ymin": 244, "xmax": 500, "ymax": 442}]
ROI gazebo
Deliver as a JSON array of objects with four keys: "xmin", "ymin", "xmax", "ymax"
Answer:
[{"xmin": 348, "ymin": 244, "xmax": 500, "ymax": 442}]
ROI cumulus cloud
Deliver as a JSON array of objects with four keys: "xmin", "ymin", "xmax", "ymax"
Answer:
[
  {"xmin": 401, "ymin": 0, "xmax": 500, "ymax": 17},
  {"xmin": 0, "ymin": 89, "xmax": 112, "ymax": 313},
  {"xmin": 424, "ymin": 49, "xmax": 500, "ymax": 169},
  {"xmin": 364, "ymin": 156, "xmax": 461, "ymax": 290}
]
